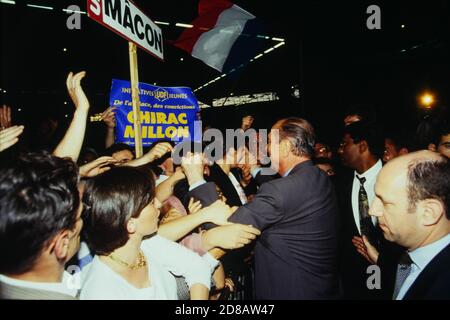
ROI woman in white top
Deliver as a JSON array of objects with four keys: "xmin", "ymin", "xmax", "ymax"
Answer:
[{"xmin": 80, "ymin": 166, "xmax": 212, "ymax": 300}]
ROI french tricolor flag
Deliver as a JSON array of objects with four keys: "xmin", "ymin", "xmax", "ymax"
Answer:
[{"xmin": 173, "ymin": 0, "xmax": 265, "ymax": 73}]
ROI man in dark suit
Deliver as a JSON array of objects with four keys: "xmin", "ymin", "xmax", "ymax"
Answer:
[
  {"xmin": 182, "ymin": 118, "xmax": 341, "ymax": 299},
  {"xmin": 336, "ymin": 120, "xmax": 392, "ymax": 299},
  {"xmin": 0, "ymin": 152, "xmax": 83, "ymax": 300},
  {"xmin": 362, "ymin": 150, "xmax": 450, "ymax": 299}
]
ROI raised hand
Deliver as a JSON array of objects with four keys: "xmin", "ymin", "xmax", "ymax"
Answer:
[
  {"xmin": 0, "ymin": 125, "xmax": 24, "ymax": 152},
  {"xmin": 241, "ymin": 115, "xmax": 254, "ymax": 131},
  {"xmin": 181, "ymin": 152, "xmax": 205, "ymax": 186},
  {"xmin": 145, "ymin": 141, "xmax": 173, "ymax": 162},
  {"xmin": 0, "ymin": 105, "xmax": 12, "ymax": 130},
  {"xmin": 66, "ymin": 71, "xmax": 89, "ymax": 112},
  {"xmin": 79, "ymin": 156, "xmax": 118, "ymax": 178},
  {"xmin": 101, "ymin": 106, "xmax": 116, "ymax": 128}
]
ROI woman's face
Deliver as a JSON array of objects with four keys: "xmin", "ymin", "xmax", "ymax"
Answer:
[{"xmin": 136, "ymin": 197, "xmax": 162, "ymax": 236}]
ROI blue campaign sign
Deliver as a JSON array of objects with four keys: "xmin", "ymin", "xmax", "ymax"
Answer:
[{"xmin": 109, "ymin": 79, "xmax": 200, "ymax": 146}]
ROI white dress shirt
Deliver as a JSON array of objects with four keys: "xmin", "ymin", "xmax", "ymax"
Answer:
[
  {"xmin": 228, "ymin": 172, "xmax": 247, "ymax": 204},
  {"xmin": 80, "ymin": 235, "xmax": 212, "ymax": 300},
  {"xmin": 396, "ymin": 233, "xmax": 450, "ymax": 300},
  {"xmin": 0, "ymin": 271, "xmax": 79, "ymax": 297},
  {"xmin": 351, "ymin": 160, "xmax": 382, "ymax": 234}
]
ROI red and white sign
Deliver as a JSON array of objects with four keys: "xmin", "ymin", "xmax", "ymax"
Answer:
[{"xmin": 87, "ymin": 0, "xmax": 164, "ymax": 60}]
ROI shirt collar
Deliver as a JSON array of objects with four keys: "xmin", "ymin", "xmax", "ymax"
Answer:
[
  {"xmin": 409, "ymin": 233, "xmax": 450, "ymax": 270},
  {"xmin": 0, "ymin": 271, "xmax": 79, "ymax": 297},
  {"xmin": 354, "ymin": 159, "xmax": 383, "ymax": 181},
  {"xmin": 283, "ymin": 167, "xmax": 294, "ymax": 177}
]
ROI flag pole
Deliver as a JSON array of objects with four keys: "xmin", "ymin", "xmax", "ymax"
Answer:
[{"xmin": 128, "ymin": 42, "xmax": 143, "ymax": 158}]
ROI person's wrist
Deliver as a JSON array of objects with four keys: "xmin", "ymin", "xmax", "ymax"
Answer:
[
  {"xmin": 201, "ymin": 230, "xmax": 214, "ymax": 251},
  {"xmin": 186, "ymin": 172, "xmax": 204, "ymax": 186},
  {"xmin": 74, "ymin": 109, "xmax": 89, "ymax": 118}
]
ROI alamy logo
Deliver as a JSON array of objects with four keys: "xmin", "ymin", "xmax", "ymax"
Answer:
[
  {"xmin": 366, "ymin": 5, "xmax": 381, "ymax": 30},
  {"xmin": 66, "ymin": 5, "xmax": 82, "ymax": 30},
  {"xmin": 366, "ymin": 265, "xmax": 381, "ymax": 290}
]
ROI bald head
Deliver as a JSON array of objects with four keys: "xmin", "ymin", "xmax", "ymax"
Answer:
[{"xmin": 370, "ymin": 151, "xmax": 450, "ymax": 249}]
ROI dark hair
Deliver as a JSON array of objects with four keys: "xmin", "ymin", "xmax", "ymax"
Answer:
[
  {"xmin": 407, "ymin": 155, "xmax": 450, "ymax": 219},
  {"xmin": 344, "ymin": 120, "xmax": 384, "ymax": 159},
  {"xmin": 277, "ymin": 118, "xmax": 316, "ymax": 158},
  {"xmin": 343, "ymin": 104, "xmax": 377, "ymax": 123},
  {"xmin": 0, "ymin": 152, "xmax": 79, "ymax": 274},
  {"xmin": 313, "ymin": 157, "xmax": 334, "ymax": 166},
  {"xmin": 83, "ymin": 166, "xmax": 155, "ymax": 255},
  {"xmin": 104, "ymin": 143, "xmax": 134, "ymax": 157},
  {"xmin": 385, "ymin": 130, "xmax": 410, "ymax": 151},
  {"xmin": 436, "ymin": 122, "xmax": 450, "ymax": 145}
]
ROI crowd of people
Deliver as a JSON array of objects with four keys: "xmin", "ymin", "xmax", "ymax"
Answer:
[{"xmin": 0, "ymin": 71, "xmax": 449, "ymax": 300}]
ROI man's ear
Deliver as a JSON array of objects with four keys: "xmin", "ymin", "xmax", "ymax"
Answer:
[
  {"xmin": 428, "ymin": 143, "xmax": 437, "ymax": 152},
  {"xmin": 127, "ymin": 218, "xmax": 137, "ymax": 234},
  {"xmin": 359, "ymin": 140, "xmax": 369, "ymax": 154},
  {"xmin": 399, "ymin": 148, "xmax": 409, "ymax": 156},
  {"xmin": 53, "ymin": 230, "xmax": 71, "ymax": 260},
  {"xmin": 418, "ymin": 199, "xmax": 445, "ymax": 227},
  {"xmin": 281, "ymin": 140, "xmax": 292, "ymax": 158}
]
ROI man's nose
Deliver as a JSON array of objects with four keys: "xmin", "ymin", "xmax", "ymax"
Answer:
[{"xmin": 369, "ymin": 198, "xmax": 383, "ymax": 217}]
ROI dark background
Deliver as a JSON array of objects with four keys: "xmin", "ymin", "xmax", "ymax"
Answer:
[{"xmin": 1, "ymin": 0, "xmax": 449, "ymax": 151}]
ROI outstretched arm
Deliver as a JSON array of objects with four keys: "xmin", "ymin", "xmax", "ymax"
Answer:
[
  {"xmin": 124, "ymin": 141, "xmax": 173, "ymax": 166},
  {"xmin": 53, "ymin": 71, "xmax": 90, "ymax": 161}
]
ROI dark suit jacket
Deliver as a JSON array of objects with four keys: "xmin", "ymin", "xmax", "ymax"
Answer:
[
  {"xmin": 401, "ymin": 243, "xmax": 450, "ymax": 300},
  {"xmin": 337, "ymin": 171, "xmax": 403, "ymax": 299},
  {"xmin": 190, "ymin": 160, "xmax": 341, "ymax": 299}
]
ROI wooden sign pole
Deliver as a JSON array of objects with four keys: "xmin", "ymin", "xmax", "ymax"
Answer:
[{"xmin": 128, "ymin": 42, "xmax": 143, "ymax": 158}]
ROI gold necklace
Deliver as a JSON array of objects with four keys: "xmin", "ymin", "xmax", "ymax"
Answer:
[{"xmin": 108, "ymin": 251, "xmax": 147, "ymax": 270}]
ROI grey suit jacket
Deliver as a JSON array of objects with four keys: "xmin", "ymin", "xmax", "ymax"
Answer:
[{"xmin": 0, "ymin": 282, "xmax": 77, "ymax": 300}]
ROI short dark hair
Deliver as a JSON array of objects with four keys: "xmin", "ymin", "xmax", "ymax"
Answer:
[
  {"xmin": 344, "ymin": 120, "xmax": 384, "ymax": 159},
  {"xmin": 436, "ymin": 122, "xmax": 450, "ymax": 145},
  {"xmin": 343, "ymin": 104, "xmax": 377, "ymax": 123},
  {"xmin": 385, "ymin": 130, "xmax": 410, "ymax": 151},
  {"xmin": 83, "ymin": 166, "xmax": 155, "ymax": 255},
  {"xmin": 313, "ymin": 157, "xmax": 334, "ymax": 167},
  {"xmin": 407, "ymin": 155, "xmax": 450, "ymax": 219},
  {"xmin": 0, "ymin": 152, "xmax": 79, "ymax": 274},
  {"xmin": 277, "ymin": 118, "xmax": 316, "ymax": 158},
  {"xmin": 104, "ymin": 143, "xmax": 134, "ymax": 157}
]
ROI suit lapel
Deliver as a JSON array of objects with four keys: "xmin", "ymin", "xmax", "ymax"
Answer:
[{"xmin": 403, "ymin": 243, "xmax": 450, "ymax": 299}]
